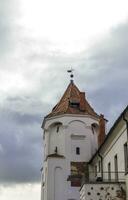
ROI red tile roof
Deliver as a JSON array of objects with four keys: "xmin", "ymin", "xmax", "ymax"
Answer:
[{"xmin": 46, "ymin": 81, "xmax": 99, "ymax": 118}]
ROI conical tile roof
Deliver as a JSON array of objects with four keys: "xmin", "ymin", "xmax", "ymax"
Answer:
[{"xmin": 46, "ymin": 81, "xmax": 99, "ymax": 118}]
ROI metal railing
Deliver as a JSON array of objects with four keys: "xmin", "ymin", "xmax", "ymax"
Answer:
[{"xmin": 81, "ymin": 171, "xmax": 125, "ymax": 184}]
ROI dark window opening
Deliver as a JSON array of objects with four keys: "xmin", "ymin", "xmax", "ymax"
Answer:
[
  {"xmin": 124, "ymin": 143, "xmax": 128, "ymax": 173},
  {"xmin": 114, "ymin": 154, "xmax": 118, "ymax": 181},
  {"xmin": 108, "ymin": 162, "xmax": 111, "ymax": 181},
  {"xmin": 69, "ymin": 101, "xmax": 80, "ymax": 108},
  {"xmin": 92, "ymin": 126, "xmax": 95, "ymax": 134},
  {"xmin": 98, "ymin": 161, "xmax": 101, "ymax": 172},
  {"xmin": 91, "ymin": 123, "xmax": 99, "ymax": 135},
  {"xmin": 56, "ymin": 126, "xmax": 60, "ymax": 133},
  {"xmin": 76, "ymin": 147, "xmax": 80, "ymax": 155}
]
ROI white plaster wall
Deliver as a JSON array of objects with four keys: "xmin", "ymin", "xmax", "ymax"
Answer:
[
  {"xmin": 47, "ymin": 158, "xmax": 66, "ymax": 200},
  {"xmin": 41, "ymin": 161, "xmax": 48, "ymax": 200},
  {"xmin": 67, "ymin": 120, "xmax": 93, "ymax": 161},
  {"xmin": 103, "ymin": 126, "xmax": 127, "ymax": 181},
  {"xmin": 43, "ymin": 130, "xmax": 49, "ymax": 160},
  {"xmin": 126, "ymin": 174, "xmax": 128, "ymax": 200},
  {"xmin": 41, "ymin": 171, "xmax": 44, "ymax": 200},
  {"xmin": 44, "ymin": 114, "xmax": 99, "ymax": 132},
  {"xmin": 65, "ymin": 116, "xmax": 99, "ymax": 200},
  {"xmin": 54, "ymin": 167, "xmax": 64, "ymax": 200},
  {"xmin": 42, "ymin": 114, "xmax": 100, "ymax": 200},
  {"xmin": 49, "ymin": 125, "xmax": 65, "ymax": 155},
  {"xmin": 90, "ymin": 122, "xmax": 127, "ymax": 182}
]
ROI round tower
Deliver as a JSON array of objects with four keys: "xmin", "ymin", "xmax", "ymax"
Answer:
[{"xmin": 41, "ymin": 81, "xmax": 105, "ymax": 200}]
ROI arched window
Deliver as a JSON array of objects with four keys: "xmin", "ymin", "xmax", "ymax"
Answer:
[
  {"xmin": 76, "ymin": 147, "xmax": 80, "ymax": 155},
  {"xmin": 91, "ymin": 123, "xmax": 99, "ymax": 135}
]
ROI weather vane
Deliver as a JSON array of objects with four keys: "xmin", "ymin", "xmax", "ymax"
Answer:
[{"xmin": 67, "ymin": 68, "xmax": 74, "ymax": 82}]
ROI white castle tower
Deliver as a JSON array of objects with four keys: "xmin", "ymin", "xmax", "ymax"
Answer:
[{"xmin": 41, "ymin": 78, "xmax": 106, "ymax": 200}]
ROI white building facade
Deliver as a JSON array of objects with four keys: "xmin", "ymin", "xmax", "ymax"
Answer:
[{"xmin": 80, "ymin": 106, "xmax": 128, "ymax": 200}]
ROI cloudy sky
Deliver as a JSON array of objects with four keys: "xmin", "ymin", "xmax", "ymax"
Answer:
[{"xmin": 0, "ymin": 0, "xmax": 128, "ymax": 199}]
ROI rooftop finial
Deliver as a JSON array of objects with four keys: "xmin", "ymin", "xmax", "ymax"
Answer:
[{"xmin": 67, "ymin": 68, "xmax": 74, "ymax": 83}]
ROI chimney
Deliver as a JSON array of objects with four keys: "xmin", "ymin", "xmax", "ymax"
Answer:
[
  {"xmin": 98, "ymin": 114, "xmax": 106, "ymax": 147},
  {"xmin": 80, "ymin": 92, "xmax": 86, "ymax": 111}
]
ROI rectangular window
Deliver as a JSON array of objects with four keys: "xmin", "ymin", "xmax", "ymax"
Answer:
[
  {"xmin": 98, "ymin": 161, "xmax": 101, "ymax": 172},
  {"xmin": 124, "ymin": 143, "xmax": 128, "ymax": 173},
  {"xmin": 76, "ymin": 147, "xmax": 80, "ymax": 155},
  {"xmin": 108, "ymin": 162, "xmax": 111, "ymax": 181},
  {"xmin": 114, "ymin": 154, "xmax": 118, "ymax": 181},
  {"xmin": 69, "ymin": 101, "xmax": 80, "ymax": 108}
]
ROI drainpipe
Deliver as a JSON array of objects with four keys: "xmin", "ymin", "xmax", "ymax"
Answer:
[
  {"xmin": 98, "ymin": 152, "xmax": 103, "ymax": 181},
  {"xmin": 123, "ymin": 113, "xmax": 128, "ymax": 200}
]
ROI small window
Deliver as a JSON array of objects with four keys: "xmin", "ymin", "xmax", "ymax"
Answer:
[
  {"xmin": 69, "ymin": 101, "xmax": 80, "ymax": 108},
  {"xmin": 56, "ymin": 126, "xmax": 60, "ymax": 133},
  {"xmin": 76, "ymin": 147, "xmax": 80, "ymax": 155},
  {"xmin": 98, "ymin": 161, "xmax": 101, "ymax": 172},
  {"xmin": 114, "ymin": 154, "xmax": 118, "ymax": 181},
  {"xmin": 124, "ymin": 143, "xmax": 128, "ymax": 173},
  {"xmin": 108, "ymin": 162, "xmax": 111, "ymax": 181}
]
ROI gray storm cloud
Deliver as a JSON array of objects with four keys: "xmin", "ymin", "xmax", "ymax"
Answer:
[
  {"xmin": 0, "ymin": 1, "xmax": 128, "ymax": 184},
  {"xmin": 0, "ymin": 0, "xmax": 18, "ymax": 56},
  {"xmin": 0, "ymin": 106, "xmax": 42, "ymax": 184},
  {"xmin": 85, "ymin": 21, "xmax": 128, "ymax": 124}
]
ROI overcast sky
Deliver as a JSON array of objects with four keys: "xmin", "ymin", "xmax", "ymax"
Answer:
[{"xmin": 0, "ymin": 0, "xmax": 128, "ymax": 199}]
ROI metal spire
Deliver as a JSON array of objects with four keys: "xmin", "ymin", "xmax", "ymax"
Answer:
[{"xmin": 67, "ymin": 68, "xmax": 74, "ymax": 83}]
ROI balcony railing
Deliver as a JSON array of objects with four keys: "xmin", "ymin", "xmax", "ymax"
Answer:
[{"xmin": 81, "ymin": 171, "xmax": 125, "ymax": 185}]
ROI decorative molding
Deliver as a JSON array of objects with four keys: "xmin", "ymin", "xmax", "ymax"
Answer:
[
  {"xmin": 46, "ymin": 153, "xmax": 65, "ymax": 160},
  {"xmin": 71, "ymin": 134, "xmax": 86, "ymax": 140}
]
